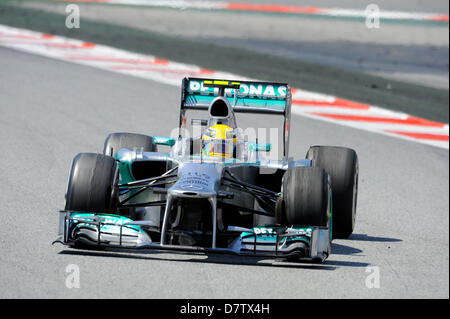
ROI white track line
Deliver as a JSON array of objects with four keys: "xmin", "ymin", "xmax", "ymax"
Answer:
[{"xmin": 0, "ymin": 25, "xmax": 448, "ymax": 149}]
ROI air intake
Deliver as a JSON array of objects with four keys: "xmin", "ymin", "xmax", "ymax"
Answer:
[{"xmin": 209, "ymin": 97, "xmax": 230, "ymax": 118}]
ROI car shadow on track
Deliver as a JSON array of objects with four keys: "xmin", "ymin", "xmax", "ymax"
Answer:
[
  {"xmin": 331, "ymin": 242, "xmax": 364, "ymax": 255},
  {"xmin": 348, "ymin": 233, "xmax": 403, "ymax": 242},
  {"xmin": 57, "ymin": 242, "xmax": 372, "ymax": 270},
  {"xmin": 58, "ymin": 249, "xmax": 340, "ymax": 270},
  {"xmin": 329, "ymin": 233, "xmax": 402, "ymax": 256},
  {"xmin": 322, "ymin": 233, "xmax": 403, "ymax": 267}
]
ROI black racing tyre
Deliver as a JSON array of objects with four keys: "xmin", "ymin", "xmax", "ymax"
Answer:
[
  {"xmin": 306, "ymin": 146, "xmax": 358, "ymax": 239},
  {"xmin": 277, "ymin": 167, "xmax": 331, "ymax": 228},
  {"xmin": 65, "ymin": 153, "xmax": 119, "ymax": 214},
  {"xmin": 103, "ymin": 133, "xmax": 157, "ymax": 219},
  {"xmin": 103, "ymin": 132, "xmax": 157, "ymax": 158}
]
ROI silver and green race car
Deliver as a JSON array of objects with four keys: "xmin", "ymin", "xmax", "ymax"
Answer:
[{"xmin": 54, "ymin": 78, "xmax": 359, "ymax": 263}]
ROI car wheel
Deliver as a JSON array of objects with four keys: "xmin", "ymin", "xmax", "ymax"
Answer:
[
  {"xmin": 306, "ymin": 146, "xmax": 359, "ymax": 239},
  {"xmin": 278, "ymin": 167, "xmax": 331, "ymax": 228},
  {"xmin": 103, "ymin": 132, "xmax": 157, "ymax": 158},
  {"xmin": 65, "ymin": 153, "xmax": 119, "ymax": 214}
]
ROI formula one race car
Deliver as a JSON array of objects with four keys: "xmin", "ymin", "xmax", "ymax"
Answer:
[{"xmin": 55, "ymin": 78, "xmax": 358, "ymax": 262}]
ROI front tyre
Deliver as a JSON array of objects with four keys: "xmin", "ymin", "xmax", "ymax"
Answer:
[
  {"xmin": 277, "ymin": 167, "xmax": 331, "ymax": 229},
  {"xmin": 65, "ymin": 153, "xmax": 119, "ymax": 214}
]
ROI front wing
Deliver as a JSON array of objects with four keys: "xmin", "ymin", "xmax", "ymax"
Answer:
[{"xmin": 54, "ymin": 211, "xmax": 331, "ymax": 262}]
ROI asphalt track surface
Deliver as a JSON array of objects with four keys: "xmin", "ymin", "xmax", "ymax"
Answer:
[{"xmin": 0, "ymin": 45, "xmax": 448, "ymax": 298}]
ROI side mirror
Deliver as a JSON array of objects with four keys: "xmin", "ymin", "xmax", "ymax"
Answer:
[
  {"xmin": 249, "ymin": 143, "xmax": 271, "ymax": 152},
  {"xmin": 153, "ymin": 136, "xmax": 175, "ymax": 147},
  {"xmin": 191, "ymin": 119, "xmax": 208, "ymax": 126}
]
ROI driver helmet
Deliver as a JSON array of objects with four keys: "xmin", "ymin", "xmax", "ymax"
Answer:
[{"xmin": 202, "ymin": 124, "xmax": 236, "ymax": 158}]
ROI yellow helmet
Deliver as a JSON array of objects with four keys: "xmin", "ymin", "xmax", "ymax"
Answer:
[{"xmin": 202, "ymin": 124, "xmax": 236, "ymax": 158}]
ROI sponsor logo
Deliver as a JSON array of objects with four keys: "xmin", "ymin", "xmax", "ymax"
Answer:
[
  {"xmin": 253, "ymin": 227, "xmax": 275, "ymax": 235},
  {"xmin": 188, "ymin": 80, "xmax": 287, "ymax": 99},
  {"xmin": 249, "ymin": 227, "xmax": 312, "ymax": 237}
]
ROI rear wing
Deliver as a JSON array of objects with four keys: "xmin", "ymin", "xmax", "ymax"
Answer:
[{"xmin": 179, "ymin": 77, "xmax": 292, "ymax": 159}]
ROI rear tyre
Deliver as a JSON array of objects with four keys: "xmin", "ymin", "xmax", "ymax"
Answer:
[
  {"xmin": 306, "ymin": 146, "xmax": 358, "ymax": 239},
  {"xmin": 103, "ymin": 132, "xmax": 157, "ymax": 158},
  {"xmin": 65, "ymin": 153, "xmax": 119, "ymax": 214},
  {"xmin": 103, "ymin": 133, "xmax": 157, "ymax": 219},
  {"xmin": 277, "ymin": 167, "xmax": 331, "ymax": 228}
]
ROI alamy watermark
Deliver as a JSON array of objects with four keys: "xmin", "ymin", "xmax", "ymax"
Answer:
[
  {"xmin": 365, "ymin": 265, "xmax": 380, "ymax": 289},
  {"xmin": 65, "ymin": 264, "xmax": 80, "ymax": 289},
  {"xmin": 65, "ymin": 4, "xmax": 80, "ymax": 29},
  {"xmin": 365, "ymin": 4, "xmax": 381, "ymax": 29}
]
